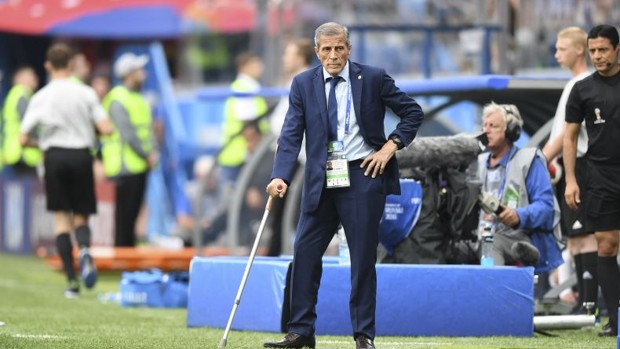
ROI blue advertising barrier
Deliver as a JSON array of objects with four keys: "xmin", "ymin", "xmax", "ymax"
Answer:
[
  {"xmin": 187, "ymin": 256, "xmax": 534, "ymax": 337},
  {"xmin": 0, "ymin": 177, "xmax": 33, "ymax": 253},
  {"xmin": 379, "ymin": 179, "xmax": 423, "ymax": 255}
]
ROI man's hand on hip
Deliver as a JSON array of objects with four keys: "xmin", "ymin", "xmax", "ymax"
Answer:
[{"xmin": 361, "ymin": 140, "xmax": 398, "ymax": 178}]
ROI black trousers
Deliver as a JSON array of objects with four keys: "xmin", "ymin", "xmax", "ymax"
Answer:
[{"xmin": 114, "ymin": 172, "xmax": 147, "ymax": 247}]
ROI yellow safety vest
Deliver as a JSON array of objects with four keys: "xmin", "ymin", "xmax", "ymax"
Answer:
[
  {"xmin": 2, "ymin": 84, "xmax": 42, "ymax": 167},
  {"xmin": 217, "ymin": 78, "xmax": 269, "ymax": 167},
  {"xmin": 102, "ymin": 86, "xmax": 153, "ymax": 177}
]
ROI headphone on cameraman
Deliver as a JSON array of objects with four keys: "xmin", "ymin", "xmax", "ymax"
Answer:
[{"xmin": 502, "ymin": 105, "xmax": 522, "ymax": 143}]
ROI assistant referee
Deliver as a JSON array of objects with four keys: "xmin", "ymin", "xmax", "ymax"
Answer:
[{"xmin": 19, "ymin": 43, "xmax": 113, "ymax": 298}]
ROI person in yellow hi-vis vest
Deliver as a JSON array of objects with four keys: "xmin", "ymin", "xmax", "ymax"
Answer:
[
  {"xmin": 2, "ymin": 66, "xmax": 40, "ymax": 177},
  {"xmin": 217, "ymin": 52, "xmax": 270, "ymax": 186},
  {"xmin": 102, "ymin": 52, "xmax": 158, "ymax": 247}
]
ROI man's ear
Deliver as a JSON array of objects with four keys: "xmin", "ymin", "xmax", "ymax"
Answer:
[{"xmin": 576, "ymin": 45, "xmax": 585, "ymax": 56}]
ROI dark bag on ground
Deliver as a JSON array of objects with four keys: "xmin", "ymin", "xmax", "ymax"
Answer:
[{"xmin": 120, "ymin": 268, "xmax": 190, "ymax": 308}]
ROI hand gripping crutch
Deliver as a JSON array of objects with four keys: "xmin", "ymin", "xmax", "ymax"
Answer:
[{"xmin": 219, "ymin": 190, "xmax": 279, "ymax": 348}]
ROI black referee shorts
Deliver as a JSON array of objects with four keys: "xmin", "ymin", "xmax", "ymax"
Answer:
[
  {"xmin": 44, "ymin": 147, "xmax": 97, "ymax": 215},
  {"xmin": 584, "ymin": 162, "xmax": 620, "ymax": 232},
  {"xmin": 556, "ymin": 157, "xmax": 592, "ymax": 237}
]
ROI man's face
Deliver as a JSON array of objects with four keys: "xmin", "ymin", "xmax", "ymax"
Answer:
[
  {"xmin": 242, "ymin": 125, "xmax": 261, "ymax": 153},
  {"xmin": 482, "ymin": 111, "xmax": 507, "ymax": 151},
  {"xmin": 555, "ymin": 37, "xmax": 581, "ymax": 69},
  {"xmin": 282, "ymin": 43, "xmax": 301, "ymax": 75},
  {"xmin": 244, "ymin": 58, "xmax": 264, "ymax": 81},
  {"xmin": 91, "ymin": 76, "xmax": 110, "ymax": 101},
  {"xmin": 315, "ymin": 33, "xmax": 351, "ymax": 76},
  {"xmin": 71, "ymin": 54, "xmax": 91, "ymax": 82},
  {"xmin": 127, "ymin": 68, "xmax": 147, "ymax": 89},
  {"xmin": 588, "ymin": 36, "xmax": 620, "ymax": 76},
  {"xmin": 20, "ymin": 69, "xmax": 39, "ymax": 92}
]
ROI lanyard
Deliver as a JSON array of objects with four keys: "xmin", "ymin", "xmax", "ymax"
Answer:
[{"xmin": 339, "ymin": 81, "xmax": 352, "ymax": 137}]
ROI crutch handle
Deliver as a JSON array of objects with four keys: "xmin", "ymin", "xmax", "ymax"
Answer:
[{"xmin": 265, "ymin": 184, "xmax": 283, "ymax": 210}]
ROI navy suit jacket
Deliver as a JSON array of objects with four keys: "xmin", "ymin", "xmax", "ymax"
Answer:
[{"xmin": 272, "ymin": 61, "xmax": 424, "ymax": 213}]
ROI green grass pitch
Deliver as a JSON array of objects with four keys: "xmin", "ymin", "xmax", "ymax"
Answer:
[{"xmin": 0, "ymin": 253, "xmax": 614, "ymax": 348}]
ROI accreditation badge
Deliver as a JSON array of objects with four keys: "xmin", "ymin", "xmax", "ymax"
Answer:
[
  {"xmin": 503, "ymin": 184, "xmax": 520, "ymax": 209},
  {"xmin": 326, "ymin": 141, "xmax": 350, "ymax": 188}
]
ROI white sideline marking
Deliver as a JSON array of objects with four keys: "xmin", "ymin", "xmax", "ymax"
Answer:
[
  {"xmin": 11, "ymin": 334, "xmax": 66, "ymax": 340},
  {"xmin": 381, "ymin": 342, "xmax": 451, "ymax": 346}
]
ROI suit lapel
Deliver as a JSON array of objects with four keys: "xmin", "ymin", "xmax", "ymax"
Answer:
[
  {"xmin": 313, "ymin": 68, "xmax": 329, "ymax": 136},
  {"xmin": 349, "ymin": 62, "xmax": 366, "ymax": 138}
]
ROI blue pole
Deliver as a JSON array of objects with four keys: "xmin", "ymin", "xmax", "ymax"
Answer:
[
  {"xmin": 358, "ymin": 28, "xmax": 366, "ymax": 63},
  {"xmin": 423, "ymin": 29, "xmax": 433, "ymax": 78},
  {"xmin": 481, "ymin": 27, "xmax": 492, "ymax": 74}
]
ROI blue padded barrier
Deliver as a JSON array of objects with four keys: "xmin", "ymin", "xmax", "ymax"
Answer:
[
  {"xmin": 187, "ymin": 256, "xmax": 534, "ymax": 337},
  {"xmin": 187, "ymin": 256, "xmax": 288, "ymax": 332}
]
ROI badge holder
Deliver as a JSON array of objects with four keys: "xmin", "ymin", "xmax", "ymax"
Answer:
[{"xmin": 326, "ymin": 141, "xmax": 350, "ymax": 188}]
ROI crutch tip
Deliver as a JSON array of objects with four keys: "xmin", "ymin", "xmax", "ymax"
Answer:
[{"xmin": 218, "ymin": 338, "xmax": 227, "ymax": 348}]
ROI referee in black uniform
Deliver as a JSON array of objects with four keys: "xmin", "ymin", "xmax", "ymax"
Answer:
[
  {"xmin": 19, "ymin": 43, "xmax": 113, "ymax": 298},
  {"xmin": 564, "ymin": 24, "xmax": 620, "ymax": 337}
]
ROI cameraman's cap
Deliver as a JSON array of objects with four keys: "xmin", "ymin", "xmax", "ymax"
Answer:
[{"xmin": 114, "ymin": 52, "xmax": 149, "ymax": 78}]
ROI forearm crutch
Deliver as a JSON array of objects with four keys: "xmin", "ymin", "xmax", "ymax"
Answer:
[{"xmin": 219, "ymin": 193, "xmax": 277, "ymax": 348}]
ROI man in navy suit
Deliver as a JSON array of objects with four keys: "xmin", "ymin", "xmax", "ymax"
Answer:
[{"xmin": 264, "ymin": 22, "xmax": 424, "ymax": 349}]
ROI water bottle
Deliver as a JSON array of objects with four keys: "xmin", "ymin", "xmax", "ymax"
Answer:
[
  {"xmin": 480, "ymin": 223, "xmax": 494, "ymax": 267},
  {"xmin": 337, "ymin": 226, "xmax": 350, "ymax": 265}
]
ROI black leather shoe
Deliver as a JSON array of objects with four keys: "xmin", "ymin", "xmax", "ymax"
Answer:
[
  {"xmin": 598, "ymin": 321, "xmax": 618, "ymax": 337},
  {"xmin": 263, "ymin": 333, "xmax": 316, "ymax": 348},
  {"xmin": 355, "ymin": 335, "xmax": 376, "ymax": 349}
]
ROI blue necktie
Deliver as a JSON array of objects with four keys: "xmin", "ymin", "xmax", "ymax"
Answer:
[{"xmin": 327, "ymin": 76, "xmax": 342, "ymax": 142}]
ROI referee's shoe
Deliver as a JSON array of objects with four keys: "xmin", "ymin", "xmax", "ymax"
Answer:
[{"xmin": 79, "ymin": 248, "xmax": 97, "ymax": 289}]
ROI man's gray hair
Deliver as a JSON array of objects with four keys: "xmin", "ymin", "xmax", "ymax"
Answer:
[
  {"xmin": 482, "ymin": 101, "xmax": 523, "ymax": 129},
  {"xmin": 314, "ymin": 22, "xmax": 350, "ymax": 48}
]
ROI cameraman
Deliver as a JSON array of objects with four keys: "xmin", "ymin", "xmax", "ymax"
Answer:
[{"xmin": 475, "ymin": 103, "xmax": 562, "ymax": 272}]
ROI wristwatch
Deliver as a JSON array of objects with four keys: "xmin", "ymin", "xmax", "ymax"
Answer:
[{"xmin": 389, "ymin": 135, "xmax": 404, "ymax": 150}]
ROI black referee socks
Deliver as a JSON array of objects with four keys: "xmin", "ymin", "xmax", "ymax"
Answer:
[
  {"xmin": 75, "ymin": 225, "xmax": 91, "ymax": 249},
  {"xmin": 579, "ymin": 252, "xmax": 598, "ymax": 307},
  {"xmin": 55, "ymin": 233, "xmax": 76, "ymax": 282},
  {"xmin": 598, "ymin": 255, "xmax": 620, "ymax": 324}
]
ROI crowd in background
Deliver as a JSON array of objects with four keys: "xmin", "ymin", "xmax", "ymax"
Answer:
[{"xmin": 178, "ymin": 0, "xmax": 620, "ymax": 84}]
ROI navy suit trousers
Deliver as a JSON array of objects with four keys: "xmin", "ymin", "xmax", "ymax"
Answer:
[{"xmin": 287, "ymin": 164, "xmax": 386, "ymax": 339}]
